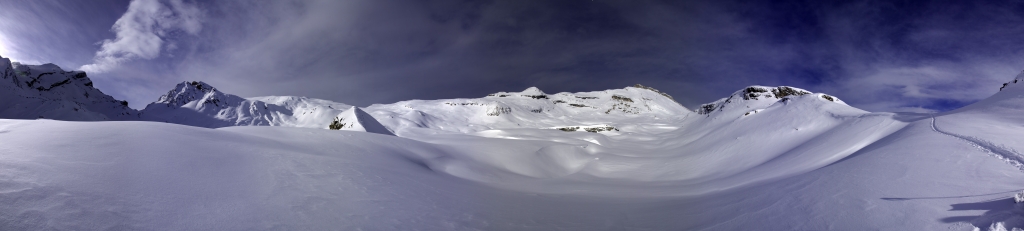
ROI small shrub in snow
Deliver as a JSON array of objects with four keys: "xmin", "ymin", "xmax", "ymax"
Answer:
[{"xmin": 328, "ymin": 117, "xmax": 346, "ymax": 130}]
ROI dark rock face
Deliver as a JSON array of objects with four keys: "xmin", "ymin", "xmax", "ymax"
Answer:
[{"xmin": 771, "ymin": 86, "xmax": 810, "ymax": 98}]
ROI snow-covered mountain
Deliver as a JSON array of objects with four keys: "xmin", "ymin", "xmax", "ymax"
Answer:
[
  {"xmin": 361, "ymin": 84, "xmax": 691, "ymax": 135},
  {"xmin": 3, "ymin": 61, "xmax": 1024, "ymax": 230},
  {"xmin": 0, "ymin": 55, "xmax": 137, "ymax": 120},
  {"xmin": 3, "ymin": 74, "xmax": 1023, "ymax": 230},
  {"xmin": 139, "ymin": 81, "xmax": 352, "ymax": 128},
  {"xmin": 373, "ymin": 83, "xmax": 893, "ymax": 187},
  {"xmin": 695, "ymin": 85, "xmax": 845, "ymax": 116},
  {"xmin": 1000, "ymin": 70, "xmax": 1024, "ymax": 91}
]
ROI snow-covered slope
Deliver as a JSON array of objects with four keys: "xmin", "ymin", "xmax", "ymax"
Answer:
[
  {"xmin": 139, "ymin": 81, "xmax": 352, "ymax": 128},
  {"xmin": 682, "ymin": 77, "xmax": 1024, "ymax": 230},
  {"xmin": 2, "ymin": 76, "xmax": 1021, "ymax": 229},
  {"xmin": 330, "ymin": 106, "xmax": 395, "ymax": 135},
  {"xmin": 0, "ymin": 55, "xmax": 137, "ymax": 120},
  {"xmin": 999, "ymin": 70, "xmax": 1024, "ymax": 91},
  {"xmin": 937, "ymin": 73, "xmax": 1024, "ymax": 173},
  {"xmin": 389, "ymin": 84, "xmax": 906, "ymax": 196}
]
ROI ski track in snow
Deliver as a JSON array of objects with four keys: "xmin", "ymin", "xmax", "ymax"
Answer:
[{"xmin": 930, "ymin": 117, "xmax": 1024, "ymax": 172}]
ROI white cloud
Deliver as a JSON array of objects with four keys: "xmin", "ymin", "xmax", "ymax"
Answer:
[
  {"xmin": 0, "ymin": 34, "xmax": 8, "ymax": 57},
  {"xmin": 81, "ymin": 0, "xmax": 201, "ymax": 73}
]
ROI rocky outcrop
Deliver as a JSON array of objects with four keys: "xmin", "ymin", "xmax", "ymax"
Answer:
[
  {"xmin": 697, "ymin": 86, "xmax": 837, "ymax": 115},
  {"xmin": 0, "ymin": 55, "xmax": 138, "ymax": 120}
]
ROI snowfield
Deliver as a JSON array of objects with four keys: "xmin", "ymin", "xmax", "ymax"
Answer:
[{"xmin": 2, "ymin": 56, "xmax": 1024, "ymax": 229}]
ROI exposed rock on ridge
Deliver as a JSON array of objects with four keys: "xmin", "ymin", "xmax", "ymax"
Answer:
[{"xmin": 0, "ymin": 55, "xmax": 137, "ymax": 120}]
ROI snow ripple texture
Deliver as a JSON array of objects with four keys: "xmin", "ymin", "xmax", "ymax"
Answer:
[{"xmin": 931, "ymin": 117, "xmax": 1024, "ymax": 172}]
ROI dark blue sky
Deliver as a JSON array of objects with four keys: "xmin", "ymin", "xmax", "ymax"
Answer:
[{"xmin": 2, "ymin": 0, "xmax": 1023, "ymax": 112}]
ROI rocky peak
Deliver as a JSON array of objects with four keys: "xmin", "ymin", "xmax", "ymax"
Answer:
[
  {"xmin": 697, "ymin": 86, "xmax": 838, "ymax": 115},
  {"xmin": 1000, "ymin": 70, "xmax": 1024, "ymax": 91},
  {"xmin": 0, "ymin": 56, "xmax": 14, "ymax": 82},
  {"xmin": 0, "ymin": 55, "xmax": 137, "ymax": 120},
  {"xmin": 154, "ymin": 81, "xmax": 234, "ymax": 108},
  {"xmin": 3, "ymin": 59, "xmax": 103, "ymax": 94}
]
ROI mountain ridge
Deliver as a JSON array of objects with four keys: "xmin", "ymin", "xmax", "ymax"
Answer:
[{"xmin": 0, "ymin": 55, "xmax": 137, "ymax": 121}]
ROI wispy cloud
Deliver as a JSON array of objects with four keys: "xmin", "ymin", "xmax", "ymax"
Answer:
[{"xmin": 81, "ymin": 0, "xmax": 202, "ymax": 73}]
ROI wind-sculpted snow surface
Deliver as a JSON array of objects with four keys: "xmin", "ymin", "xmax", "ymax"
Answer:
[
  {"xmin": 389, "ymin": 91, "xmax": 909, "ymax": 196},
  {"xmin": 938, "ymin": 79, "xmax": 1024, "ymax": 171}
]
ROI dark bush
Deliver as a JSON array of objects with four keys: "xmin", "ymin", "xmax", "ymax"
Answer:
[{"xmin": 328, "ymin": 117, "xmax": 346, "ymax": 130}]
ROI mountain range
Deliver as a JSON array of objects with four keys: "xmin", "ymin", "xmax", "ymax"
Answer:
[{"xmin": 3, "ymin": 55, "xmax": 1024, "ymax": 230}]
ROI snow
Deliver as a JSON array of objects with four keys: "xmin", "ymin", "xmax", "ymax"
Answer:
[
  {"xmin": 2, "ymin": 54, "xmax": 1024, "ymax": 229},
  {"xmin": 140, "ymin": 81, "xmax": 352, "ymax": 128},
  {"xmin": 0, "ymin": 56, "xmax": 137, "ymax": 121},
  {"xmin": 363, "ymin": 85, "xmax": 691, "ymax": 136},
  {"xmin": 519, "ymin": 86, "xmax": 546, "ymax": 95},
  {"xmin": 330, "ymin": 106, "xmax": 395, "ymax": 135}
]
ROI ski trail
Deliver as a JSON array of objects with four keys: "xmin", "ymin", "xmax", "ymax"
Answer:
[{"xmin": 930, "ymin": 117, "xmax": 1024, "ymax": 172}]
